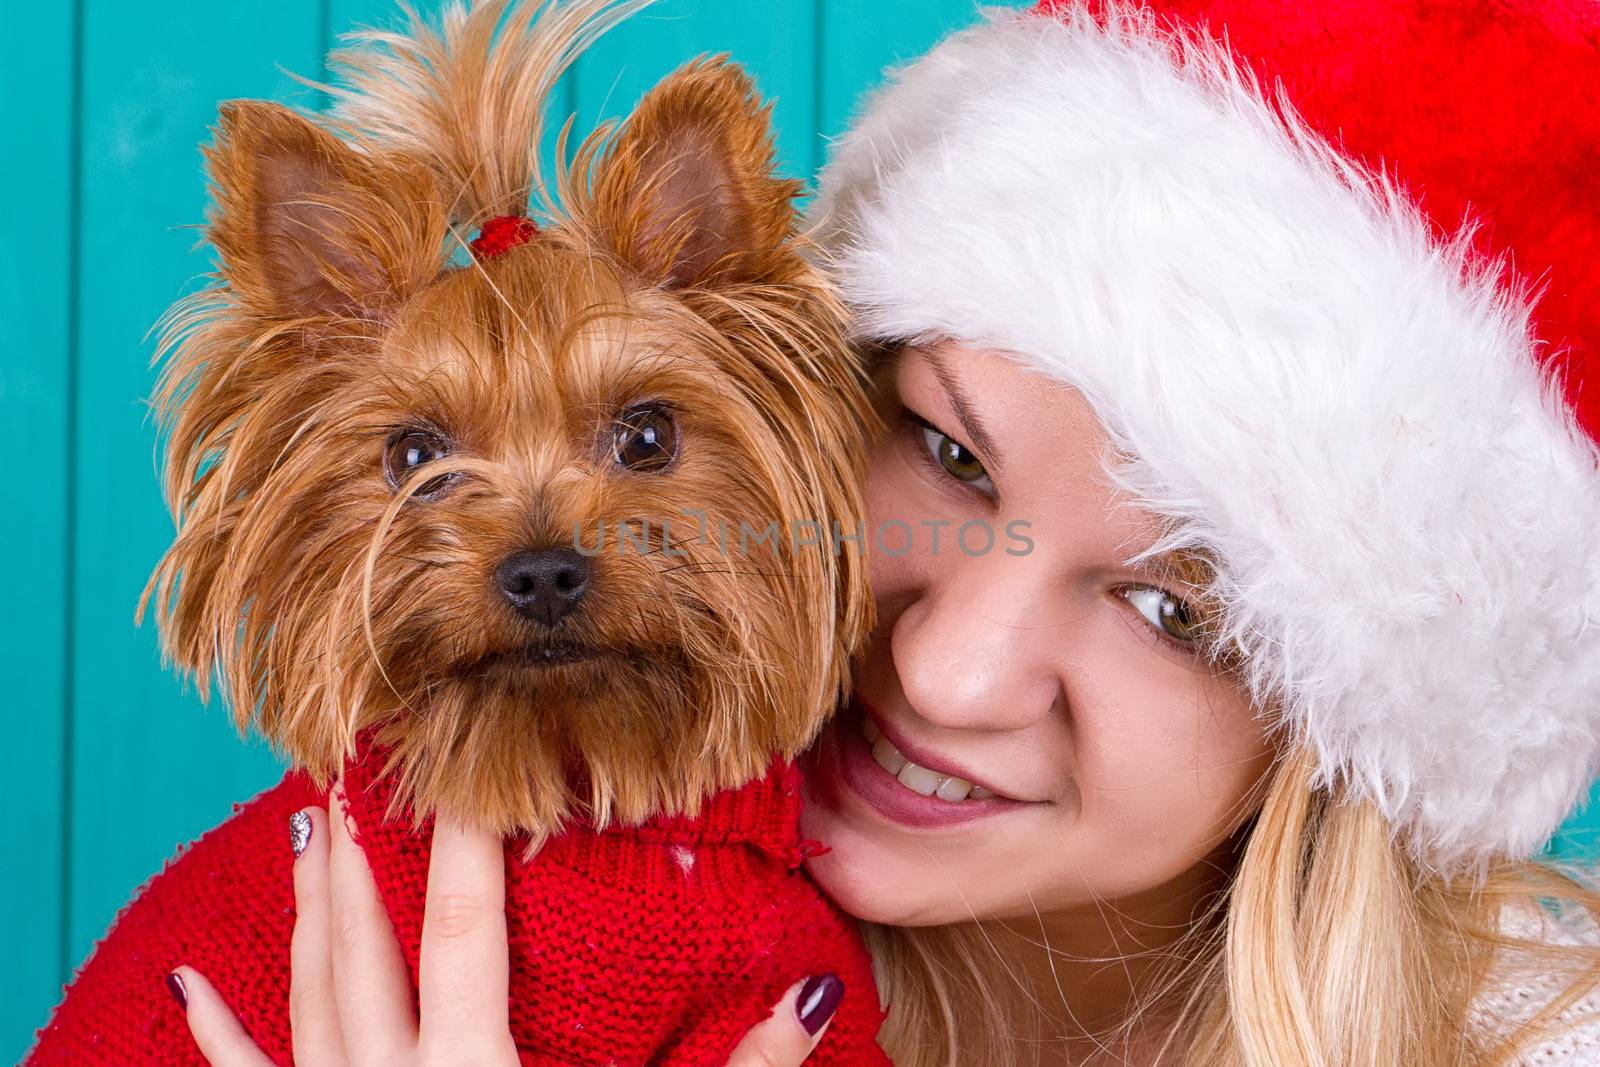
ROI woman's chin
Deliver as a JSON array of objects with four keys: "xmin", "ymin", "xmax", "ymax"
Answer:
[
  {"xmin": 799, "ymin": 719, "xmax": 1008, "ymax": 926},
  {"xmin": 797, "ymin": 816, "xmax": 946, "ymax": 926}
]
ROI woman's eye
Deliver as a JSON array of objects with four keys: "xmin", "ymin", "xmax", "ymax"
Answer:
[
  {"xmin": 1122, "ymin": 586, "xmax": 1207, "ymax": 644},
  {"xmin": 613, "ymin": 404, "xmax": 678, "ymax": 472},
  {"xmin": 919, "ymin": 423, "xmax": 994, "ymax": 494},
  {"xmin": 383, "ymin": 427, "xmax": 457, "ymax": 498}
]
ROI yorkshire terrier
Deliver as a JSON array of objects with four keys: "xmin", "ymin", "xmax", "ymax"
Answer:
[{"xmin": 26, "ymin": 1, "xmax": 887, "ymax": 1063}]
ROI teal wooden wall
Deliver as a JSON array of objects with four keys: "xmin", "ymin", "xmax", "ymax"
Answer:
[{"xmin": 5, "ymin": 1, "xmax": 1598, "ymax": 1062}]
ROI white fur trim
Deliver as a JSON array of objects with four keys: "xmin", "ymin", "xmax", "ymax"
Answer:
[{"xmin": 812, "ymin": 4, "xmax": 1600, "ymax": 870}]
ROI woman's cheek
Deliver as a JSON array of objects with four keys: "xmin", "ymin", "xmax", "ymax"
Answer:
[
  {"xmin": 1083, "ymin": 694, "xmax": 1267, "ymax": 869},
  {"xmin": 1050, "ymin": 660, "xmax": 1212, "ymax": 851},
  {"xmin": 862, "ymin": 453, "xmax": 929, "ymax": 591}
]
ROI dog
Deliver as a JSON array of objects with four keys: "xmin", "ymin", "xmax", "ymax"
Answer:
[{"xmin": 25, "ymin": 1, "xmax": 886, "ymax": 1063}]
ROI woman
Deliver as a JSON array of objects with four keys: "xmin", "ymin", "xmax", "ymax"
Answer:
[{"xmin": 178, "ymin": 0, "xmax": 1600, "ymax": 1063}]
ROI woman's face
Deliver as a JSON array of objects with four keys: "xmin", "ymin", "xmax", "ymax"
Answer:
[{"xmin": 802, "ymin": 342, "xmax": 1276, "ymax": 927}]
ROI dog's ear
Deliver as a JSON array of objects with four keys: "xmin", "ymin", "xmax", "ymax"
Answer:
[
  {"xmin": 205, "ymin": 101, "xmax": 447, "ymax": 322},
  {"xmin": 589, "ymin": 58, "xmax": 803, "ymax": 288}
]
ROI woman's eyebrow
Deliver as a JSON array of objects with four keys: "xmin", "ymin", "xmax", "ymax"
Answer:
[{"xmin": 923, "ymin": 349, "xmax": 1005, "ymax": 472}]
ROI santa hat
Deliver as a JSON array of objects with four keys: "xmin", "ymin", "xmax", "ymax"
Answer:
[{"xmin": 812, "ymin": 0, "xmax": 1600, "ymax": 872}]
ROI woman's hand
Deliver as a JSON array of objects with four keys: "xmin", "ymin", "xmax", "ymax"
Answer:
[{"xmin": 170, "ymin": 785, "xmax": 842, "ymax": 1066}]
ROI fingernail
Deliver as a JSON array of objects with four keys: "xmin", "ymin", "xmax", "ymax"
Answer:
[
  {"xmin": 289, "ymin": 810, "xmax": 313, "ymax": 858},
  {"xmin": 796, "ymin": 973, "xmax": 844, "ymax": 1036},
  {"xmin": 166, "ymin": 970, "xmax": 188, "ymax": 1010}
]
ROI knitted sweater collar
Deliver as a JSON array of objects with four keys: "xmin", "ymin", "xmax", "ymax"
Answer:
[{"xmin": 338, "ymin": 740, "xmax": 815, "ymax": 871}]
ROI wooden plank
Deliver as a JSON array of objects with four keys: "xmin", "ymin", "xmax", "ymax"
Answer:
[
  {"xmin": 1550, "ymin": 782, "xmax": 1600, "ymax": 867},
  {"xmin": 329, "ymin": 0, "xmax": 414, "ymax": 44},
  {"xmin": 1, "ymin": 1, "xmax": 75, "ymax": 1059},
  {"xmin": 64, "ymin": 0, "xmax": 321, "ymax": 971},
  {"xmin": 817, "ymin": 0, "xmax": 1014, "ymax": 153},
  {"xmin": 572, "ymin": 0, "xmax": 821, "ymax": 184}
]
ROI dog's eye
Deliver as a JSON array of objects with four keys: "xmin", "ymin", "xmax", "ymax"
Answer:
[
  {"xmin": 612, "ymin": 405, "xmax": 677, "ymax": 472},
  {"xmin": 384, "ymin": 428, "xmax": 457, "ymax": 498}
]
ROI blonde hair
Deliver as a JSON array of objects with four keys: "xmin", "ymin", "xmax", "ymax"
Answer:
[{"xmin": 865, "ymin": 743, "xmax": 1600, "ymax": 1066}]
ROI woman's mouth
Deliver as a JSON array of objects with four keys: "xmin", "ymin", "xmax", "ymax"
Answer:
[
  {"xmin": 809, "ymin": 705, "xmax": 1029, "ymax": 830},
  {"xmin": 861, "ymin": 718, "xmax": 998, "ymax": 802}
]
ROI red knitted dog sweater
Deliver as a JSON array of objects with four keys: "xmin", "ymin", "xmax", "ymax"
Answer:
[{"xmin": 25, "ymin": 747, "xmax": 888, "ymax": 1066}]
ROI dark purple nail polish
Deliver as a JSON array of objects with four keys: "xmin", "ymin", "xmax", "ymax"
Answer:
[
  {"xmin": 796, "ymin": 973, "xmax": 844, "ymax": 1036},
  {"xmin": 166, "ymin": 970, "xmax": 188, "ymax": 1010}
]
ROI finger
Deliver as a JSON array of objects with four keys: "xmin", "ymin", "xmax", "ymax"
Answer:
[
  {"xmin": 173, "ymin": 966, "xmax": 277, "ymax": 1067},
  {"xmin": 288, "ymin": 806, "xmax": 349, "ymax": 1067},
  {"xmin": 327, "ymin": 781, "xmax": 418, "ymax": 1064},
  {"xmin": 416, "ymin": 817, "xmax": 514, "ymax": 1058},
  {"xmin": 725, "ymin": 975, "xmax": 844, "ymax": 1067}
]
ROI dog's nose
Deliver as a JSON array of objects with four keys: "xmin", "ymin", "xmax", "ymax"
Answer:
[{"xmin": 495, "ymin": 548, "xmax": 591, "ymax": 626}]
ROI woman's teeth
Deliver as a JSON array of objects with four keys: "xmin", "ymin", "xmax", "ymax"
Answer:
[{"xmin": 862, "ymin": 718, "xmax": 996, "ymax": 802}]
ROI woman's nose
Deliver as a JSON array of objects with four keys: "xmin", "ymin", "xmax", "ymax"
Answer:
[{"xmin": 888, "ymin": 558, "xmax": 1062, "ymax": 733}]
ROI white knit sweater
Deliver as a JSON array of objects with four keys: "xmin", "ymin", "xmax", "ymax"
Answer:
[{"xmin": 1472, "ymin": 903, "xmax": 1600, "ymax": 1064}]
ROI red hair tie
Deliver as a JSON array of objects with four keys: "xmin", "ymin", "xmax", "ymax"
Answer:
[{"xmin": 470, "ymin": 214, "xmax": 539, "ymax": 259}]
